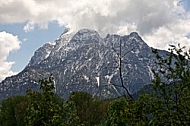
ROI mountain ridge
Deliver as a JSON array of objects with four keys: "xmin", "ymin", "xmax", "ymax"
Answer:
[{"xmin": 0, "ymin": 29, "xmax": 167, "ymax": 102}]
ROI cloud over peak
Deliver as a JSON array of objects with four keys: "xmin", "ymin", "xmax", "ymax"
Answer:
[{"xmin": 0, "ymin": 0, "xmax": 190, "ymax": 48}]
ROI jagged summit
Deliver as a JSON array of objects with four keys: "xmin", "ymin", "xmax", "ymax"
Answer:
[
  {"xmin": 70, "ymin": 28, "xmax": 102, "ymax": 45},
  {"xmin": 129, "ymin": 32, "xmax": 139, "ymax": 37},
  {"xmin": 0, "ymin": 28, "xmax": 168, "ymax": 102},
  {"xmin": 62, "ymin": 28, "xmax": 70, "ymax": 34},
  {"xmin": 77, "ymin": 28, "xmax": 99, "ymax": 34},
  {"xmin": 60, "ymin": 27, "xmax": 72, "ymax": 37}
]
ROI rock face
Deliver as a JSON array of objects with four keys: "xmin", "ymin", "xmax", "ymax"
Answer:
[{"xmin": 0, "ymin": 29, "xmax": 168, "ymax": 102}]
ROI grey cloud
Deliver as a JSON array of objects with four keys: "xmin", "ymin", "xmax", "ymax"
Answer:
[
  {"xmin": 0, "ymin": 1, "xmax": 32, "ymax": 23},
  {"xmin": 1, "ymin": 0, "xmax": 190, "ymax": 50},
  {"xmin": 0, "ymin": 0, "xmax": 178, "ymax": 35}
]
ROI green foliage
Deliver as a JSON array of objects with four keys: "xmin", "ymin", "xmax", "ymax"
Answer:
[
  {"xmin": 106, "ymin": 96, "xmax": 151, "ymax": 126},
  {"xmin": 150, "ymin": 45, "xmax": 190, "ymax": 125},
  {"xmin": 0, "ymin": 76, "xmax": 81, "ymax": 126},
  {"xmin": 24, "ymin": 76, "xmax": 67, "ymax": 126},
  {"xmin": 106, "ymin": 98, "xmax": 129, "ymax": 126},
  {"xmin": 0, "ymin": 96, "xmax": 28, "ymax": 126},
  {"xmin": 0, "ymin": 77, "xmax": 109, "ymax": 126},
  {"xmin": 66, "ymin": 91, "xmax": 107, "ymax": 126},
  {"xmin": 106, "ymin": 45, "xmax": 190, "ymax": 125}
]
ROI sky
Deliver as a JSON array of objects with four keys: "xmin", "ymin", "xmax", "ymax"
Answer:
[{"xmin": 0, "ymin": 0, "xmax": 190, "ymax": 81}]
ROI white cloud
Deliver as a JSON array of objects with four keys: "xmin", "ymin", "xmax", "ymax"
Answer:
[
  {"xmin": 143, "ymin": 18, "xmax": 190, "ymax": 50},
  {"xmin": 23, "ymin": 38, "xmax": 28, "ymax": 42},
  {"xmin": 0, "ymin": 0, "xmax": 190, "ymax": 49},
  {"xmin": 0, "ymin": 31, "xmax": 21, "ymax": 81},
  {"xmin": 23, "ymin": 21, "xmax": 35, "ymax": 32}
]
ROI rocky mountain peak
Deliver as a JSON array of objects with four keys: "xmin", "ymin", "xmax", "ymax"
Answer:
[
  {"xmin": 129, "ymin": 32, "xmax": 140, "ymax": 37},
  {"xmin": 70, "ymin": 28, "xmax": 102, "ymax": 44},
  {"xmin": 0, "ymin": 29, "xmax": 168, "ymax": 103}
]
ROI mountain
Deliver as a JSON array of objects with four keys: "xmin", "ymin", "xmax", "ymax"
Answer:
[{"xmin": 0, "ymin": 29, "xmax": 168, "ymax": 102}]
